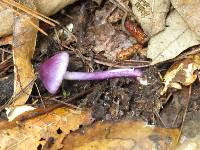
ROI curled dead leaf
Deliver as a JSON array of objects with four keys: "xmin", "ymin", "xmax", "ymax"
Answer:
[{"xmin": 161, "ymin": 54, "xmax": 200, "ymax": 95}]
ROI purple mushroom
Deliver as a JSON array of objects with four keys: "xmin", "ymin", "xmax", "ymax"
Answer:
[{"xmin": 39, "ymin": 52, "xmax": 142, "ymax": 94}]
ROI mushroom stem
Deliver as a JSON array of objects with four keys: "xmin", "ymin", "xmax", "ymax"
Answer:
[
  {"xmin": 39, "ymin": 51, "xmax": 143, "ymax": 94},
  {"xmin": 64, "ymin": 69, "xmax": 142, "ymax": 80}
]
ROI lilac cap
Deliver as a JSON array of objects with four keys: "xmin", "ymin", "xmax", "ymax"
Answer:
[{"xmin": 39, "ymin": 52, "xmax": 69, "ymax": 94}]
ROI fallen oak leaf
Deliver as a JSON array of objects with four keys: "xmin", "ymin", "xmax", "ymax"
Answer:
[
  {"xmin": 0, "ymin": 106, "xmax": 92, "ymax": 150},
  {"xmin": 147, "ymin": 10, "xmax": 200, "ymax": 64},
  {"xmin": 160, "ymin": 54, "xmax": 200, "ymax": 95},
  {"xmin": 62, "ymin": 120, "xmax": 180, "ymax": 150}
]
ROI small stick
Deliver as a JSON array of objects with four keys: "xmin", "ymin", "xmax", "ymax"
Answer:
[
  {"xmin": 109, "ymin": 0, "xmax": 132, "ymax": 14},
  {"xmin": 34, "ymin": 82, "xmax": 45, "ymax": 108}
]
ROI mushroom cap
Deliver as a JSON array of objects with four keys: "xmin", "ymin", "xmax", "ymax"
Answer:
[{"xmin": 39, "ymin": 52, "xmax": 69, "ymax": 94}]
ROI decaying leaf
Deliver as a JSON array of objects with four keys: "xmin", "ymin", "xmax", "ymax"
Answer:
[
  {"xmin": 0, "ymin": 0, "xmax": 77, "ymax": 38},
  {"xmin": 11, "ymin": 0, "xmax": 38, "ymax": 106},
  {"xmin": 62, "ymin": 120, "xmax": 180, "ymax": 150},
  {"xmin": 160, "ymin": 54, "xmax": 200, "ymax": 95},
  {"xmin": 171, "ymin": 0, "xmax": 200, "ymax": 37},
  {"xmin": 88, "ymin": 23, "xmax": 136, "ymax": 61},
  {"xmin": 130, "ymin": 0, "xmax": 170, "ymax": 36},
  {"xmin": 147, "ymin": 10, "xmax": 200, "ymax": 64},
  {"xmin": 0, "ymin": 106, "xmax": 92, "ymax": 150}
]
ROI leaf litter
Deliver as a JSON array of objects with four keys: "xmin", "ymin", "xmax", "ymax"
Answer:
[
  {"xmin": 171, "ymin": 0, "xmax": 200, "ymax": 37},
  {"xmin": 11, "ymin": 0, "xmax": 38, "ymax": 106},
  {"xmin": 130, "ymin": 0, "xmax": 170, "ymax": 36},
  {"xmin": 160, "ymin": 53, "xmax": 200, "ymax": 95},
  {"xmin": 0, "ymin": 106, "xmax": 93, "ymax": 150},
  {"xmin": 147, "ymin": 10, "xmax": 200, "ymax": 64},
  {"xmin": 1, "ymin": 0, "xmax": 200, "ymax": 149},
  {"xmin": 62, "ymin": 120, "xmax": 180, "ymax": 150}
]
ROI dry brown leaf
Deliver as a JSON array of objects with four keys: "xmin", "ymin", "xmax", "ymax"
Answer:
[
  {"xmin": 171, "ymin": 0, "xmax": 200, "ymax": 37},
  {"xmin": 11, "ymin": 0, "xmax": 38, "ymax": 106},
  {"xmin": 0, "ymin": 106, "xmax": 92, "ymax": 150},
  {"xmin": 147, "ymin": 10, "xmax": 200, "ymax": 64},
  {"xmin": 161, "ymin": 54, "xmax": 200, "ymax": 95},
  {"xmin": 130, "ymin": 0, "xmax": 170, "ymax": 36},
  {"xmin": 62, "ymin": 120, "xmax": 180, "ymax": 150}
]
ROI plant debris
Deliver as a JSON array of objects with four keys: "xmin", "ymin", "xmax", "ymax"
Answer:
[
  {"xmin": 161, "ymin": 54, "xmax": 200, "ymax": 95},
  {"xmin": 130, "ymin": 0, "xmax": 170, "ymax": 36},
  {"xmin": 147, "ymin": 10, "xmax": 200, "ymax": 64},
  {"xmin": 11, "ymin": 0, "xmax": 38, "ymax": 106},
  {"xmin": 0, "ymin": 106, "xmax": 92, "ymax": 150},
  {"xmin": 0, "ymin": 0, "xmax": 200, "ymax": 149},
  {"xmin": 62, "ymin": 120, "xmax": 180, "ymax": 150}
]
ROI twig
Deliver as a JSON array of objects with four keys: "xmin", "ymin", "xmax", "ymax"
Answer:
[
  {"xmin": 109, "ymin": 0, "xmax": 132, "ymax": 14},
  {"xmin": 84, "ymin": 56, "xmax": 151, "ymax": 68},
  {"xmin": 0, "ymin": 48, "xmax": 12, "ymax": 54},
  {"xmin": 0, "ymin": 78, "xmax": 36, "ymax": 112},
  {"xmin": 45, "ymin": 86, "xmax": 94, "ymax": 109},
  {"xmin": 34, "ymin": 82, "xmax": 45, "ymax": 108},
  {"xmin": 178, "ymin": 85, "xmax": 192, "ymax": 141},
  {"xmin": 48, "ymin": 98, "xmax": 81, "ymax": 110},
  {"xmin": 154, "ymin": 111, "xmax": 167, "ymax": 128}
]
